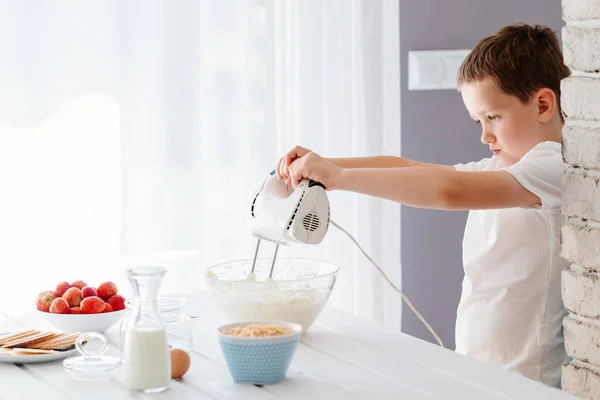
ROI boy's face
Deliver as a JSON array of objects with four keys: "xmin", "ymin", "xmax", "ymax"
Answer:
[{"xmin": 460, "ymin": 78, "xmax": 544, "ymax": 167}]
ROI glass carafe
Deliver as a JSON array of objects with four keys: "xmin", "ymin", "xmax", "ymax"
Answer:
[
  {"xmin": 121, "ymin": 296, "xmax": 193, "ymax": 352},
  {"xmin": 121, "ymin": 266, "xmax": 171, "ymax": 393}
]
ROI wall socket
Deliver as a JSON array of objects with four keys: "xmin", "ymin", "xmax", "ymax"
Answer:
[{"xmin": 408, "ymin": 49, "xmax": 471, "ymax": 91}]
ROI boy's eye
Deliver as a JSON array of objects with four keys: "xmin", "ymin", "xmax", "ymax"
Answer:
[{"xmin": 488, "ymin": 115, "xmax": 498, "ymax": 121}]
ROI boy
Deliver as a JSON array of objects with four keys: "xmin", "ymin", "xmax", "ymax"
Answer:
[{"xmin": 275, "ymin": 23, "xmax": 571, "ymax": 387}]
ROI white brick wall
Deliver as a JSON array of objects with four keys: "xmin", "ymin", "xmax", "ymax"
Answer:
[
  {"xmin": 564, "ymin": 316, "xmax": 600, "ymax": 365},
  {"xmin": 562, "ymin": 168, "xmax": 600, "ymax": 221},
  {"xmin": 563, "ymin": 362, "xmax": 600, "ymax": 399},
  {"xmin": 562, "ymin": 266, "xmax": 600, "ymax": 318},
  {"xmin": 563, "ymin": 27, "xmax": 600, "ymax": 71},
  {"xmin": 561, "ymin": 222, "xmax": 600, "ymax": 271},
  {"xmin": 563, "ymin": 0, "xmax": 600, "ymax": 20},
  {"xmin": 561, "ymin": 77, "xmax": 600, "ymax": 121},
  {"xmin": 563, "ymin": 122, "xmax": 600, "ymax": 170},
  {"xmin": 561, "ymin": 0, "xmax": 600, "ymax": 397}
]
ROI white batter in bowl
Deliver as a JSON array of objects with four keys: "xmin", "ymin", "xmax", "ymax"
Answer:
[{"xmin": 204, "ymin": 258, "xmax": 339, "ymax": 333}]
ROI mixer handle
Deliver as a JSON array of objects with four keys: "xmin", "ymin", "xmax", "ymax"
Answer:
[
  {"xmin": 308, "ymin": 180, "xmax": 326, "ymax": 190},
  {"xmin": 268, "ymin": 169, "xmax": 326, "ymax": 190}
]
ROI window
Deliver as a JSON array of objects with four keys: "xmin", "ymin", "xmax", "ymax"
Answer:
[{"xmin": 0, "ymin": 0, "xmax": 401, "ymax": 330}]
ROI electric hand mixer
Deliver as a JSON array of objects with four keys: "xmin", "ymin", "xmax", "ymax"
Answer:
[
  {"xmin": 249, "ymin": 170, "xmax": 330, "ymax": 278},
  {"xmin": 249, "ymin": 170, "xmax": 444, "ymax": 347}
]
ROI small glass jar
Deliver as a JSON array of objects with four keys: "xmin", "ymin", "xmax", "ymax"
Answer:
[
  {"xmin": 121, "ymin": 296, "xmax": 193, "ymax": 353},
  {"xmin": 121, "ymin": 266, "xmax": 170, "ymax": 393}
]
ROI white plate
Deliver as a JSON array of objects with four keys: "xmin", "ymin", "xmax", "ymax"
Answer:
[
  {"xmin": 0, "ymin": 348, "xmax": 77, "ymax": 364},
  {"xmin": 0, "ymin": 332, "xmax": 77, "ymax": 364}
]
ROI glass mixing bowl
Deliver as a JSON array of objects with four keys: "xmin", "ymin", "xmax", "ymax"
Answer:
[{"xmin": 204, "ymin": 258, "xmax": 339, "ymax": 333}]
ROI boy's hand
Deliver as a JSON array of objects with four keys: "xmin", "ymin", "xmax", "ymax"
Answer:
[
  {"xmin": 287, "ymin": 151, "xmax": 343, "ymax": 190},
  {"xmin": 276, "ymin": 145, "xmax": 312, "ymax": 181}
]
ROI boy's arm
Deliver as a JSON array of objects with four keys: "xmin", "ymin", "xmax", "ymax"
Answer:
[
  {"xmin": 326, "ymin": 156, "xmax": 451, "ymax": 169},
  {"xmin": 276, "ymin": 146, "xmax": 449, "ymax": 181},
  {"xmin": 335, "ymin": 167, "xmax": 540, "ymax": 210}
]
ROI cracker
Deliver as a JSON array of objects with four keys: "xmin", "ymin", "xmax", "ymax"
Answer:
[
  {"xmin": 1, "ymin": 331, "xmax": 54, "ymax": 348},
  {"xmin": 12, "ymin": 348, "xmax": 57, "ymax": 355},
  {"xmin": 25, "ymin": 332, "xmax": 68, "ymax": 347},
  {"xmin": 22, "ymin": 332, "xmax": 60, "ymax": 347},
  {"xmin": 0, "ymin": 329, "xmax": 82, "ymax": 354},
  {"xmin": 31, "ymin": 333, "xmax": 79, "ymax": 350},
  {"xmin": 0, "ymin": 330, "xmax": 39, "ymax": 346}
]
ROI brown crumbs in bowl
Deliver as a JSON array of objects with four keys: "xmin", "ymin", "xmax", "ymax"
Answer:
[{"xmin": 223, "ymin": 324, "xmax": 295, "ymax": 337}]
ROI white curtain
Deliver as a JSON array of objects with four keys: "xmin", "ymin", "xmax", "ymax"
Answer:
[{"xmin": 0, "ymin": 0, "xmax": 401, "ymax": 330}]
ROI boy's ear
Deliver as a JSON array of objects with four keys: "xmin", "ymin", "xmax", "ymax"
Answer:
[{"xmin": 535, "ymin": 88, "xmax": 556, "ymax": 123}]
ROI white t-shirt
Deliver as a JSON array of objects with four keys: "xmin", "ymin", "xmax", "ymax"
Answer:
[{"xmin": 454, "ymin": 141, "xmax": 568, "ymax": 387}]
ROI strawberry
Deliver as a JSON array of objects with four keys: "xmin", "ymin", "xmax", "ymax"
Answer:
[
  {"xmin": 62, "ymin": 287, "xmax": 83, "ymax": 307},
  {"xmin": 49, "ymin": 298, "xmax": 70, "ymax": 314},
  {"xmin": 70, "ymin": 280, "xmax": 87, "ymax": 290},
  {"xmin": 80, "ymin": 296, "xmax": 105, "ymax": 314},
  {"xmin": 36, "ymin": 291, "xmax": 56, "ymax": 312},
  {"xmin": 54, "ymin": 281, "xmax": 71, "ymax": 297},
  {"xmin": 106, "ymin": 294, "xmax": 126, "ymax": 311},
  {"xmin": 97, "ymin": 282, "xmax": 118, "ymax": 300},
  {"xmin": 81, "ymin": 286, "xmax": 98, "ymax": 298}
]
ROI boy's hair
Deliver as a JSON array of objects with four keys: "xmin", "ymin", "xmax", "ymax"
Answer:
[{"xmin": 457, "ymin": 23, "xmax": 571, "ymax": 121}]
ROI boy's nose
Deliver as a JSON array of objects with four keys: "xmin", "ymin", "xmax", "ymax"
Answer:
[{"xmin": 480, "ymin": 129, "xmax": 495, "ymax": 144}]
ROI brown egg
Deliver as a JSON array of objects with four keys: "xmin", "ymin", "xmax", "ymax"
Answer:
[{"xmin": 170, "ymin": 348, "xmax": 191, "ymax": 379}]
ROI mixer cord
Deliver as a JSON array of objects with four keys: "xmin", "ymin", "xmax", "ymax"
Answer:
[{"xmin": 330, "ymin": 219, "xmax": 445, "ymax": 348}]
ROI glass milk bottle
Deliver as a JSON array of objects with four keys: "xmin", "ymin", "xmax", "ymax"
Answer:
[{"xmin": 122, "ymin": 267, "xmax": 171, "ymax": 393}]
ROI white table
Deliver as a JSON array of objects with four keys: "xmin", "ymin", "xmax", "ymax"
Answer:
[{"xmin": 0, "ymin": 291, "xmax": 577, "ymax": 400}]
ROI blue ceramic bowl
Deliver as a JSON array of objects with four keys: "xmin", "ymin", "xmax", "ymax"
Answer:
[{"xmin": 218, "ymin": 320, "xmax": 302, "ymax": 385}]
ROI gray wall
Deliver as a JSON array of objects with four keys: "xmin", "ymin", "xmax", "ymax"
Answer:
[{"xmin": 400, "ymin": 0, "xmax": 564, "ymax": 348}]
